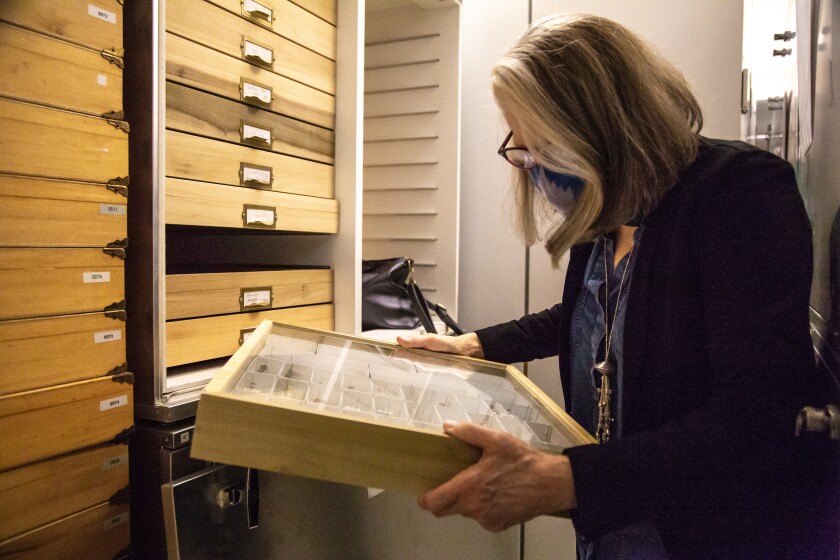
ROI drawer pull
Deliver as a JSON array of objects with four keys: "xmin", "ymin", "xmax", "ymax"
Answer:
[
  {"xmin": 240, "ymin": 286, "xmax": 273, "ymax": 311},
  {"xmin": 240, "ymin": 78, "xmax": 273, "ymax": 109},
  {"xmin": 239, "ymin": 162, "xmax": 273, "ymax": 189},
  {"xmin": 242, "ymin": 204, "xmax": 277, "ymax": 229},
  {"xmin": 242, "ymin": 37, "xmax": 275, "ymax": 70},
  {"xmin": 239, "ymin": 327, "xmax": 256, "ymax": 346},
  {"xmin": 241, "ymin": 0, "xmax": 273, "ymax": 27},
  {"xmin": 240, "ymin": 121, "xmax": 273, "ymax": 149}
]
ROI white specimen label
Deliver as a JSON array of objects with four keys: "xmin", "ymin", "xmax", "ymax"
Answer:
[
  {"xmin": 245, "ymin": 208, "xmax": 274, "ymax": 226},
  {"xmin": 243, "ymin": 289, "xmax": 271, "ymax": 307},
  {"xmin": 104, "ymin": 512, "xmax": 129, "ymax": 531},
  {"xmin": 242, "ymin": 81, "xmax": 271, "ymax": 104},
  {"xmin": 94, "ymin": 330, "xmax": 122, "ymax": 344},
  {"xmin": 102, "ymin": 453, "xmax": 128, "ymax": 471},
  {"xmin": 243, "ymin": 0, "xmax": 273, "ymax": 23},
  {"xmin": 242, "ymin": 166, "xmax": 271, "ymax": 184},
  {"xmin": 97, "ymin": 74, "xmax": 108, "ymax": 86},
  {"xmin": 83, "ymin": 271, "xmax": 111, "ymax": 283},
  {"xmin": 244, "ymin": 40, "xmax": 273, "ymax": 64},
  {"xmin": 242, "ymin": 124, "xmax": 271, "ymax": 144},
  {"xmin": 100, "ymin": 394, "xmax": 128, "ymax": 411},
  {"xmin": 100, "ymin": 203, "xmax": 126, "ymax": 215},
  {"xmin": 88, "ymin": 4, "xmax": 117, "ymax": 24},
  {"xmin": 241, "ymin": 330, "xmax": 253, "ymax": 343}
]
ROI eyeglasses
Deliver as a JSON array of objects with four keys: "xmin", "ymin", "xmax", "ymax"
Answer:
[{"xmin": 497, "ymin": 131, "xmax": 537, "ymax": 169}]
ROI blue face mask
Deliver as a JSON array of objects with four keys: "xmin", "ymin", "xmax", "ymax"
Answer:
[{"xmin": 528, "ymin": 166, "xmax": 586, "ymax": 214}]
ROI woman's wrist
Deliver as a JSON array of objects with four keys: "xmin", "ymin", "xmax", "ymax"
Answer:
[{"xmin": 460, "ymin": 332, "xmax": 485, "ymax": 359}]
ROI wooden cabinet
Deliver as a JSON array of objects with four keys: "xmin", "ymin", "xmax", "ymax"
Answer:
[
  {"xmin": 0, "ymin": 7, "xmax": 132, "ymax": 555},
  {"xmin": 125, "ymin": 0, "xmax": 338, "ymax": 422}
]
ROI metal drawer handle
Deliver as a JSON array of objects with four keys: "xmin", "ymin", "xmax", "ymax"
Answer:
[
  {"xmin": 241, "ymin": 0, "xmax": 273, "ymax": 27},
  {"xmin": 215, "ymin": 484, "xmax": 244, "ymax": 509}
]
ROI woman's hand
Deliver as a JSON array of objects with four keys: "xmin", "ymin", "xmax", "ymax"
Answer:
[
  {"xmin": 418, "ymin": 421, "xmax": 577, "ymax": 532},
  {"xmin": 396, "ymin": 332, "xmax": 485, "ymax": 359}
]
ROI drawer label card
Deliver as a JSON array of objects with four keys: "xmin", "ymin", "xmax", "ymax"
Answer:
[
  {"xmin": 100, "ymin": 203, "xmax": 127, "ymax": 215},
  {"xmin": 239, "ymin": 162, "xmax": 273, "ymax": 189},
  {"xmin": 240, "ymin": 79, "xmax": 272, "ymax": 109},
  {"xmin": 241, "ymin": 123, "xmax": 272, "ymax": 148},
  {"xmin": 242, "ymin": 39, "xmax": 274, "ymax": 69},
  {"xmin": 242, "ymin": 0, "xmax": 273, "ymax": 26},
  {"xmin": 88, "ymin": 4, "xmax": 117, "ymax": 24},
  {"xmin": 104, "ymin": 512, "xmax": 129, "ymax": 531},
  {"xmin": 239, "ymin": 328, "xmax": 256, "ymax": 346},
  {"xmin": 242, "ymin": 205, "xmax": 277, "ymax": 229},
  {"xmin": 240, "ymin": 287, "xmax": 273, "ymax": 311},
  {"xmin": 94, "ymin": 330, "xmax": 122, "ymax": 343},
  {"xmin": 100, "ymin": 394, "xmax": 128, "ymax": 411},
  {"xmin": 102, "ymin": 453, "xmax": 128, "ymax": 471},
  {"xmin": 84, "ymin": 271, "xmax": 111, "ymax": 283}
]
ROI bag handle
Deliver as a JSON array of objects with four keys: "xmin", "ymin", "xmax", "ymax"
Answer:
[{"xmin": 402, "ymin": 257, "xmax": 465, "ymax": 336}]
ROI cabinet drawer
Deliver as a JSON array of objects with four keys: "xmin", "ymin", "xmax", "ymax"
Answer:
[
  {"xmin": 166, "ymin": 130, "xmax": 333, "ymax": 199},
  {"xmin": 0, "ymin": 312, "xmax": 126, "ymax": 397},
  {"xmin": 0, "ymin": 174, "xmax": 127, "ymax": 248},
  {"xmin": 167, "ymin": 0, "xmax": 335, "ymax": 95},
  {"xmin": 291, "ymin": 0, "xmax": 337, "ymax": 25},
  {"xmin": 0, "ymin": 23, "xmax": 122, "ymax": 117},
  {"xmin": 165, "ymin": 177, "xmax": 338, "ymax": 233},
  {"xmin": 166, "ymin": 304, "xmax": 334, "ymax": 367},
  {"xmin": 0, "ymin": 0, "xmax": 123, "ymax": 53},
  {"xmin": 0, "ymin": 442, "xmax": 129, "ymax": 541},
  {"xmin": 0, "ymin": 98, "xmax": 128, "ymax": 184},
  {"xmin": 167, "ymin": 82, "xmax": 333, "ymax": 164},
  {"xmin": 0, "ymin": 248, "xmax": 125, "ymax": 321},
  {"xmin": 167, "ymin": 268, "xmax": 333, "ymax": 320},
  {"xmin": 0, "ymin": 501, "xmax": 130, "ymax": 560},
  {"xmin": 0, "ymin": 373, "xmax": 133, "ymax": 471},
  {"xmin": 166, "ymin": 32, "xmax": 334, "ymax": 129},
  {"xmin": 206, "ymin": 0, "xmax": 335, "ymax": 60}
]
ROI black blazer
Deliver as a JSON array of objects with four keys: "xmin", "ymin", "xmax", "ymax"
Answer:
[{"xmin": 476, "ymin": 139, "xmax": 839, "ymax": 559}]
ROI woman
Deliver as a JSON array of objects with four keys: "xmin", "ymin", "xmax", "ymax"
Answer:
[{"xmin": 398, "ymin": 13, "xmax": 838, "ymax": 560}]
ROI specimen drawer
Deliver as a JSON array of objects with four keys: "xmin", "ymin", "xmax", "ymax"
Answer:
[
  {"xmin": 0, "ymin": 441, "xmax": 129, "ymax": 541},
  {"xmin": 165, "ymin": 177, "xmax": 338, "ymax": 233},
  {"xmin": 167, "ymin": 268, "xmax": 333, "ymax": 320},
  {"xmin": 0, "ymin": 174, "xmax": 127, "ymax": 248},
  {"xmin": 0, "ymin": 248, "xmax": 125, "ymax": 321},
  {"xmin": 0, "ymin": 23, "xmax": 123, "ymax": 116},
  {"xmin": 0, "ymin": 0, "xmax": 123, "ymax": 53},
  {"xmin": 0, "ymin": 98, "xmax": 128, "ymax": 184},
  {"xmin": 166, "ymin": 305, "xmax": 334, "ymax": 368},
  {"xmin": 166, "ymin": 130, "xmax": 333, "ymax": 198},
  {"xmin": 0, "ymin": 311, "xmax": 126, "ymax": 396},
  {"xmin": 0, "ymin": 372, "xmax": 134, "ymax": 471},
  {"xmin": 191, "ymin": 322, "xmax": 595, "ymax": 494}
]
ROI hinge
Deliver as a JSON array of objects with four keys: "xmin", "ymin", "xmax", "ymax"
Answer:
[
  {"xmin": 109, "ymin": 486, "xmax": 131, "ymax": 505},
  {"xmin": 102, "ymin": 110, "xmax": 125, "ymax": 121},
  {"xmin": 105, "ymin": 300, "xmax": 127, "ymax": 321},
  {"xmin": 105, "ymin": 115, "xmax": 130, "ymax": 133},
  {"xmin": 107, "ymin": 176, "xmax": 130, "ymax": 197},
  {"xmin": 104, "ymin": 239, "xmax": 128, "ymax": 260},
  {"xmin": 111, "ymin": 371, "xmax": 134, "ymax": 385},
  {"xmin": 111, "ymin": 425, "xmax": 135, "ymax": 445},
  {"xmin": 101, "ymin": 48, "xmax": 124, "ymax": 69},
  {"xmin": 106, "ymin": 362, "xmax": 128, "ymax": 376}
]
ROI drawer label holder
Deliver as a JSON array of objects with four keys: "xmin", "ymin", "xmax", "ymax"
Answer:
[
  {"xmin": 240, "ymin": 78, "xmax": 273, "ymax": 109},
  {"xmin": 239, "ymin": 286, "xmax": 273, "ymax": 311},
  {"xmin": 240, "ymin": 121, "xmax": 273, "ymax": 149},
  {"xmin": 241, "ymin": 0, "xmax": 273, "ymax": 28},
  {"xmin": 242, "ymin": 204, "xmax": 277, "ymax": 229},
  {"xmin": 239, "ymin": 162, "xmax": 273, "ymax": 189},
  {"xmin": 239, "ymin": 327, "xmax": 256, "ymax": 346},
  {"xmin": 241, "ymin": 37, "xmax": 275, "ymax": 70}
]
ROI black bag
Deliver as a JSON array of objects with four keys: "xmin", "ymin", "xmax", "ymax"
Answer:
[{"xmin": 361, "ymin": 257, "xmax": 463, "ymax": 335}]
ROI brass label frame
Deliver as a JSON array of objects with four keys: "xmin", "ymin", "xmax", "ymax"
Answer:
[
  {"xmin": 239, "ymin": 120, "xmax": 274, "ymax": 150},
  {"xmin": 239, "ymin": 77, "xmax": 273, "ymax": 110},
  {"xmin": 239, "ymin": 286, "xmax": 274, "ymax": 312},
  {"xmin": 240, "ymin": 0, "xmax": 273, "ymax": 28},
  {"xmin": 241, "ymin": 204, "xmax": 277, "ymax": 229},
  {"xmin": 241, "ymin": 36, "xmax": 275, "ymax": 70},
  {"xmin": 238, "ymin": 162, "xmax": 273, "ymax": 189}
]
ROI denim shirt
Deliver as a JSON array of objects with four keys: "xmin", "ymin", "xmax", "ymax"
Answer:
[{"xmin": 569, "ymin": 228, "xmax": 668, "ymax": 560}]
